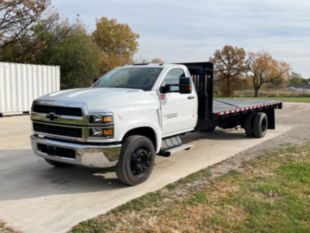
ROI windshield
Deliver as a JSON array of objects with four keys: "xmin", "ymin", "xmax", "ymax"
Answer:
[{"xmin": 93, "ymin": 67, "xmax": 163, "ymax": 91}]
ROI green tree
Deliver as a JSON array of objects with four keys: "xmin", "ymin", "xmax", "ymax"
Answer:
[
  {"xmin": 43, "ymin": 23, "xmax": 100, "ymax": 89},
  {"xmin": 93, "ymin": 17, "xmax": 139, "ymax": 73},
  {"xmin": 23, "ymin": 17, "xmax": 102, "ymax": 88},
  {"xmin": 289, "ymin": 72, "xmax": 308, "ymax": 85},
  {"xmin": 210, "ymin": 45, "xmax": 249, "ymax": 97}
]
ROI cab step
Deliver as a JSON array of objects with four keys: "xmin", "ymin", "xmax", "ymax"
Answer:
[{"xmin": 158, "ymin": 136, "xmax": 192, "ymax": 157}]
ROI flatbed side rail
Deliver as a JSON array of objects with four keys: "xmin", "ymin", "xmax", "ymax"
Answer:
[{"xmin": 214, "ymin": 101, "xmax": 283, "ymax": 117}]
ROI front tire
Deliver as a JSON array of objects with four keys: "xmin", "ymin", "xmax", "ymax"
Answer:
[{"xmin": 116, "ymin": 135, "xmax": 155, "ymax": 186}]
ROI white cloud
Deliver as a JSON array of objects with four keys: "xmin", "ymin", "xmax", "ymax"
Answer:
[{"xmin": 52, "ymin": 0, "xmax": 310, "ymax": 77}]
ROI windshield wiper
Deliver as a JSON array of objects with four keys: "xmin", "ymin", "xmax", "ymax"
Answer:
[
  {"xmin": 104, "ymin": 85, "xmax": 126, "ymax": 88},
  {"xmin": 97, "ymin": 85, "xmax": 143, "ymax": 90}
]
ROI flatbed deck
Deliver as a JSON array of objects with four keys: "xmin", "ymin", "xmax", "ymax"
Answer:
[{"xmin": 213, "ymin": 99, "xmax": 283, "ymax": 116}]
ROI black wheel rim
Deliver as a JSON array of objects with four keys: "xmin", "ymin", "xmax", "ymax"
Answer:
[{"xmin": 130, "ymin": 147, "xmax": 152, "ymax": 177}]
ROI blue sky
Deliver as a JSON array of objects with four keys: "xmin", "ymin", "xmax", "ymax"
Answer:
[{"xmin": 52, "ymin": 0, "xmax": 310, "ymax": 77}]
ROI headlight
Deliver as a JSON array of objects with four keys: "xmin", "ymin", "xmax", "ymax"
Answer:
[
  {"xmin": 88, "ymin": 113, "xmax": 114, "ymax": 138},
  {"xmin": 89, "ymin": 113, "xmax": 113, "ymax": 124}
]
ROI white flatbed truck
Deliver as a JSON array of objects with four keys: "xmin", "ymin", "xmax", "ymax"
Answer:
[{"xmin": 30, "ymin": 62, "xmax": 282, "ymax": 185}]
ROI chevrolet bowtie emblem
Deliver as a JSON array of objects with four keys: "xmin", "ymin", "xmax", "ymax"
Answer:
[{"xmin": 46, "ymin": 112, "xmax": 59, "ymax": 121}]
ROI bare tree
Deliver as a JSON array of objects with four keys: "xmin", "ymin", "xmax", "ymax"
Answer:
[
  {"xmin": 0, "ymin": 0, "xmax": 49, "ymax": 49},
  {"xmin": 248, "ymin": 52, "xmax": 290, "ymax": 97},
  {"xmin": 210, "ymin": 45, "xmax": 249, "ymax": 96}
]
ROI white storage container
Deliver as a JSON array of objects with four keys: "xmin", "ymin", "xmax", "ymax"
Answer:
[{"xmin": 0, "ymin": 62, "xmax": 60, "ymax": 116}]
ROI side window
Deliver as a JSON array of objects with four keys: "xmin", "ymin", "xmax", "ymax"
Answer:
[{"xmin": 162, "ymin": 68, "xmax": 185, "ymax": 92}]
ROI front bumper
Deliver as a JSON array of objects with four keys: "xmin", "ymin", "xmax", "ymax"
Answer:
[{"xmin": 31, "ymin": 135, "xmax": 122, "ymax": 168}]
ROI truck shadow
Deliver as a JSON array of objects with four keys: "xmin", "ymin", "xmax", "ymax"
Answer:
[
  {"xmin": 0, "ymin": 130, "xmax": 255, "ymax": 201},
  {"xmin": 0, "ymin": 149, "xmax": 125, "ymax": 201},
  {"xmin": 182, "ymin": 128, "xmax": 254, "ymax": 143}
]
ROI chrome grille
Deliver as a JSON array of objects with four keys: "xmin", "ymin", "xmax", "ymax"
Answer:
[
  {"xmin": 31, "ymin": 101, "xmax": 114, "ymax": 142},
  {"xmin": 31, "ymin": 101, "xmax": 87, "ymax": 126},
  {"xmin": 32, "ymin": 104, "xmax": 83, "ymax": 117},
  {"xmin": 33, "ymin": 123, "xmax": 82, "ymax": 138}
]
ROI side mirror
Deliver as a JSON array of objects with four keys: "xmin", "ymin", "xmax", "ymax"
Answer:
[
  {"xmin": 179, "ymin": 77, "xmax": 192, "ymax": 94},
  {"xmin": 160, "ymin": 85, "xmax": 170, "ymax": 93}
]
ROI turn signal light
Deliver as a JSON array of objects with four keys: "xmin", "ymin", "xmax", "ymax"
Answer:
[
  {"xmin": 103, "ymin": 129, "xmax": 113, "ymax": 136},
  {"xmin": 91, "ymin": 128, "xmax": 113, "ymax": 137}
]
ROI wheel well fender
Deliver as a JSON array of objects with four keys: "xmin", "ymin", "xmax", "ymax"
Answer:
[{"xmin": 122, "ymin": 127, "xmax": 160, "ymax": 152}]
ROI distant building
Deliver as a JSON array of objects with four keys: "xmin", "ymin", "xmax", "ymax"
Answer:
[{"xmin": 288, "ymin": 83, "xmax": 310, "ymax": 92}]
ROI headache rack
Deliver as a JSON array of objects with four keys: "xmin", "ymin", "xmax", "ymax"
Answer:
[
  {"xmin": 178, "ymin": 62, "xmax": 214, "ymax": 121},
  {"xmin": 178, "ymin": 62, "xmax": 282, "ymax": 131}
]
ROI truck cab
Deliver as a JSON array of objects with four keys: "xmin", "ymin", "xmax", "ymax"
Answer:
[{"xmin": 31, "ymin": 63, "xmax": 198, "ymax": 185}]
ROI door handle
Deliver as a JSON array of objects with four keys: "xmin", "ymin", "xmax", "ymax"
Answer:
[{"xmin": 187, "ymin": 96, "xmax": 195, "ymax": 100}]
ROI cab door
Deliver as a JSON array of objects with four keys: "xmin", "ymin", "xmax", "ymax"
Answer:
[{"xmin": 159, "ymin": 68, "xmax": 198, "ymax": 137}]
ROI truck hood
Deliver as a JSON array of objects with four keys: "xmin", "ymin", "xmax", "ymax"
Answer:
[{"xmin": 38, "ymin": 87, "xmax": 159, "ymax": 112}]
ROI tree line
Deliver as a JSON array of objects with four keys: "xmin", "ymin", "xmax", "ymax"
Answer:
[
  {"xmin": 211, "ymin": 45, "xmax": 309, "ymax": 97},
  {"xmin": 0, "ymin": 0, "xmax": 139, "ymax": 89},
  {"xmin": 1, "ymin": 1, "xmax": 308, "ymax": 96},
  {"xmin": 211, "ymin": 45, "xmax": 289, "ymax": 97}
]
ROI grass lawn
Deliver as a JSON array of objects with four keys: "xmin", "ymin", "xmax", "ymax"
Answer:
[
  {"xmin": 222, "ymin": 96, "xmax": 310, "ymax": 103},
  {"xmin": 71, "ymin": 144, "xmax": 310, "ymax": 233}
]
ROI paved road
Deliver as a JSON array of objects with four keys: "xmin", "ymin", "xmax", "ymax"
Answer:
[{"xmin": 1, "ymin": 103, "xmax": 307, "ymax": 233}]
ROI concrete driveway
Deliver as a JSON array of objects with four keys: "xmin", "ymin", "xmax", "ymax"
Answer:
[{"xmin": 1, "ymin": 103, "xmax": 305, "ymax": 233}]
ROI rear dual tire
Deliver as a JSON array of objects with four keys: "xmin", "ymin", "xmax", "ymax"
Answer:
[
  {"xmin": 244, "ymin": 112, "xmax": 268, "ymax": 138},
  {"xmin": 245, "ymin": 113, "xmax": 255, "ymax": 137}
]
